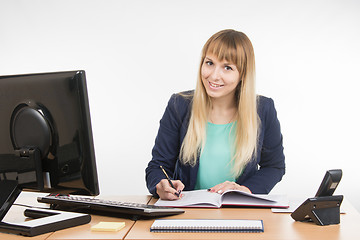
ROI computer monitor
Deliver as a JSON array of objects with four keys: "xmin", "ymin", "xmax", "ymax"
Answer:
[{"xmin": 0, "ymin": 70, "xmax": 99, "ymax": 196}]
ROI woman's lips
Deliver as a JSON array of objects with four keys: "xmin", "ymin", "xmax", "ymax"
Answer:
[{"xmin": 208, "ymin": 81, "xmax": 224, "ymax": 89}]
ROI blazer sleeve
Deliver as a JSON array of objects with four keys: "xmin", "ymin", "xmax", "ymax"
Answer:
[
  {"xmin": 145, "ymin": 94, "xmax": 189, "ymax": 197},
  {"xmin": 241, "ymin": 97, "xmax": 285, "ymax": 194}
]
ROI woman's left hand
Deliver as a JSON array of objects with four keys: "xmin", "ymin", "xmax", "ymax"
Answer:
[{"xmin": 208, "ymin": 181, "xmax": 252, "ymax": 194}]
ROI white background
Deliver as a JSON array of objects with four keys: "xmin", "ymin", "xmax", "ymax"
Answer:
[{"xmin": 1, "ymin": 0, "xmax": 359, "ymax": 212}]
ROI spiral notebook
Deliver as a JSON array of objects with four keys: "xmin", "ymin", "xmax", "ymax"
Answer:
[{"xmin": 150, "ymin": 219, "xmax": 264, "ymax": 233}]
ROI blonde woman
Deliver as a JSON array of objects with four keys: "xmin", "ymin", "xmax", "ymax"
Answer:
[{"xmin": 146, "ymin": 29, "xmax": 285, "ymax": 200}]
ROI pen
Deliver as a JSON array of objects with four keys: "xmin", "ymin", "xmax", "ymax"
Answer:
[{"xmin": 159, "ymin": 165, "xmax": 180, "ymax": 197}]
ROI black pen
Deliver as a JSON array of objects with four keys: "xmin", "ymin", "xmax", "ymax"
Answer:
[{"xmin": 159, "ymin": 165, "xmax": 180, "ymax": 197}]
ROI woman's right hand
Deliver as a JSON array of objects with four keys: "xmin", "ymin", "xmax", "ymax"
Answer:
[{"xmin": 156, "ymin": 179, "xmax": 184, "ymax": 200}]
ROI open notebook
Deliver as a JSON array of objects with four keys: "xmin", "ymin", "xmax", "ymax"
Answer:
[
  {"xmin": 150, "ymin": 219, "xmax": 264, "ymax": 232},
  {"xmin": 155, "ymin": 189, "xmax": 289, "ymax": 208}
]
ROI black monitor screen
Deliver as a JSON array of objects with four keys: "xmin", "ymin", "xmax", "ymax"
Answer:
[{"xmin": 0, "ymin": 70, "xmax": 99, "ymax": 196}]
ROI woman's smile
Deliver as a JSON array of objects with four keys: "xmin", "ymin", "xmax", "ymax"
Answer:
[{"xmin": 208, "ymin": 81, "xmax": 224, "ymax": 89}]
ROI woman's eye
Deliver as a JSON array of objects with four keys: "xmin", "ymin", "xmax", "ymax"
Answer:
[
  {"xmin": 225, "ymin": 66, "xmax": 233, "ymax": 71},
  {"xmin": 205, "ymin": 61, "xmax": 213, "ymax": 66}
]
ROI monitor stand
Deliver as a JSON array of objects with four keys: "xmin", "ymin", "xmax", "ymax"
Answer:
[{"xmin": 0, "ymin": 180, "xmax": 91, "ymax": 237}]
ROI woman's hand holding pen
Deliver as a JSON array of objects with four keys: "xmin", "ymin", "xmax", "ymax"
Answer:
[{"xmin": 156, "ymin": 179, "xmax": 184, "ymax": 200}]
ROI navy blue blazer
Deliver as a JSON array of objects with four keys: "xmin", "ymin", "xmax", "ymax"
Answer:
[{"xmin": 145, "ymin": 91, "xmax": 285, "ymax": 197}]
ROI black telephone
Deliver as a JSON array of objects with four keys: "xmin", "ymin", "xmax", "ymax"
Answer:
[
  {"xmin": 315, "ymin": 169, "xmax": 342, "ymax": 197},
  {"xmin": 291, "ymin": 169, "xmax": 343, "ymax": 226}
]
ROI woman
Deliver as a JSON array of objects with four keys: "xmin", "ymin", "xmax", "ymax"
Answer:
[{"xmin": 146, "ymin": 29, "xmax": 285, "ymax": 200}]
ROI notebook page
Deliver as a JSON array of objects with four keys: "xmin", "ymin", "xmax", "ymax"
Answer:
[
  {"xmin": 221, "ymin": 191, "xmax": 289, "ymax": 208},
  {"xmin": 154, "ymin": 190, "xmax": 221, "ymax": 207}
]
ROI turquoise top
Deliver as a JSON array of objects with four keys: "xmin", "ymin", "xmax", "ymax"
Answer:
[{"xmin": 195, "ymin": 122, "xmax": 236, "ymax": 190}]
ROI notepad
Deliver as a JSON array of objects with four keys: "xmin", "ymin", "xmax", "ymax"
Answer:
[
  {"xmin": 155, "ymin": 189, "xmax": 289, "ymax": 208},
  {"xmin": 91, "ymin": 222, "xmax": 125, "ymax": 232},
  {"xmin": 150, "ymin": 219, "xmax": 264, "ymax": 233}
]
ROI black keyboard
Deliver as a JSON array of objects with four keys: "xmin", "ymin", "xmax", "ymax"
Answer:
[{"xmin": 37, "ymin": 195, "xmax": 184, "ymax": 220}]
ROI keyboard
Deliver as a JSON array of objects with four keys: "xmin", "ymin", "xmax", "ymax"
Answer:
[{"xmin": 37, "ymin": 194, "xmax": 184, "ymax": 220}]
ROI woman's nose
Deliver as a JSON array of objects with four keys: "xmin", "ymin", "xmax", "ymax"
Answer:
[{"xmin": 210, "ymin": 67, "xmax": 221, "ymax": 81}]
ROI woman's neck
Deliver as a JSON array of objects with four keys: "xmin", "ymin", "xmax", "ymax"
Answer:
[{"xmin": 209, "ymin": 97, "xmax": 237, "ymax": 125}]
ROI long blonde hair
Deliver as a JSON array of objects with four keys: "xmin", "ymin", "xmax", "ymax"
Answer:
[{"xmin": 180, "ymin": 29, "xmax": 259, "ymax": 178}]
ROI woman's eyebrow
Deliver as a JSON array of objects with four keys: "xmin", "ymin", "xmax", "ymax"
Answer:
[{"xmin": 223, "ymin": 61, "xmax": 235, "ymax": 66}]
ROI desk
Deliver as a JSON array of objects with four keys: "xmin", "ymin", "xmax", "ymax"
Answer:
[
  {"xmin": 0, "ymin": 193, "xmax": 151, "ymax": 240},
  {"xmin": 1, "ymin": 194, "xmax": 360, "ymax": 240},
  {"xmin": 125, "ymin": 197, "xmax": 360, "ymax": 240}
]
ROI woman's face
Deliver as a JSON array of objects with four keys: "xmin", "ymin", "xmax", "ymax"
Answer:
[{"xmin": 201, "ymin": 53, "xmax": 240, "ymax": 101}]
